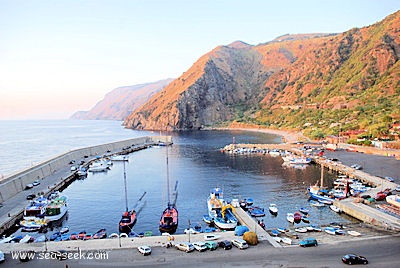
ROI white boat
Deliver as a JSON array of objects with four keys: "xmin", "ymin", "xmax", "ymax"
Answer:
[
  {"xmin": 330, "ymin": 205, "xmax": 342, "ymax": 213},
  {"xmin": 20, "ymin": 234, "xmax": 32, "ymax": 243},
  {"xmin": 286, "ymin": 213, "xmax": 294, "ymax": 223},
  {"xmin": 281, "ymin": 237, "xmax": 292, "ymax": 245},
  {"xmin": 207, "ymin": 187, "xmax": 238, "ymax": 230},
  {"xmin": 324, "ymin": 227, "xmax": 337, "ymax": 235},
  {"xmin": 184, "ymin": 228, "xmax": 200, "ymax": 234},
  {"xmin": 289, "ymin": 157, "xmax": 312, "ymax": 165},
  {"xmin": 273, "ymin": 237, "xmax": 282, "ymax": 243},
  {"xmin": 295, "ymin": 227, "xmax": 308, "ymax": 233},
  {"xmin": 348, "ymin": 230, "xmax": 361, "ymax": 237},
  {"xmin": 45, "ymin": 196, "xmax": 68, "ymax": 222},
  {"xmin": 0, "ymin": 235, "xmax": 14, "ymax": 244},
  {"xmin": 60, "ymin": 226, "xmax": 69, "ymax": 234},
  {"xmin": 111, "ymin": 155, "xmax": 129, "ymax": 161},
  {"xmin": 204, "ymin": 234, "xmax": 221, "ymax": 241},
  {"xmin": 88, "ymin": 165, "xmax": 109, "ymax": 172},
  {"xmin": 108, "ymin": 233, "xmax": 119, "ymax": 238},
  {"xmin": 309, "ymin": 200, "xmax": 325, "ymax": 207},
  {"xmin": 268, "ymin": 204, "xmax": 278, "ymax": 215},
  {"xmin": 386, "ymin": 195, "xmax": 400, "ymax": 208}
]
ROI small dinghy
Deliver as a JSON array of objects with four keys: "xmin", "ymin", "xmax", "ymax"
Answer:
[
  {"xmin": 60, "ymin": 226, "xmax": 69, "ymax": 234},
  {"xmin": 330, "ymin": 205, "xmax": 342, "ymax": 213},
  {"xmin": 281, "ymin": 237, "xmax": 292, "ymax": 245},
  {"xmin": 204, "ymin": 234, "xmax": 221, "ymax": 241},
  {"xmin": 270, "ymin": 229, "xmax": 280, "ymax": 236},
  {"xmin": 268, "ymin": 204, "xmax": 278, "ymax": 215},
  {"xmin": 295, "ymin": 227, "xmax": 308, "ymax": 233},
  {"xmin": 273, "ymin": 236, "xmax": 282, "ymax": 243},
  {"xmin": 348, "ymin": 230, "xmax": 361, "ymax": 237}
]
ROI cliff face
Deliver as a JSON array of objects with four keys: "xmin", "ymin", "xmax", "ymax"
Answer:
[
  {"xmin": 70, "ymin": 79, "xmax": 173, "ymax": 120},
  {"xmin": 123, "ymin": 11, "xmax": 400, "ymax": 133}
]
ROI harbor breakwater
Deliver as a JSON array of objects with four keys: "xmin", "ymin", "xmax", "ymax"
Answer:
[{"xmin": 0, "ymin": 136, "xmax": 170, "ymax": 204}]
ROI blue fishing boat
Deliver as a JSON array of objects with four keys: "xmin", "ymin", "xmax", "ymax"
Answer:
[
  {"xmin": 207, "ymin": 187, "xmax": 238, "ymax": 230},
  {"xmin": 248, "ymin": 206, "xmax": 265, "ymax": 217}
]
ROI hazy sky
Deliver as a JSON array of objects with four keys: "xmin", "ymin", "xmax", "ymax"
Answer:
[{"xmin": 0, "ymin": 1, "xmax": 398, "ymax": 120}]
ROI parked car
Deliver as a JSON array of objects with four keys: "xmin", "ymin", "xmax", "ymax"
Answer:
[
  {"xmin": 26, "ymin": 194, "xmax": 36, "ymax": 200},
  {"xmin": 192, "ymin": 242, "xmax": 208, "ymax": 252},
  {"xmin": 231, "ymin": 238, "xmax": 249, "ymax": 249},
  {"xmin": 32, "ymin": 180, "xmax": 40, "ymax": 186},
  {"xmin": 341, "ymin": 254, "xmax": 368, "ymax": 265},
  {"xmin": 204, "ymin": 241, "xmax": 218, "ymax": 250},
  {"xmin": 298, "ymin": 237, "xmax": 318, "ymax": 247},
  {"xmin": 218, "ymin": 240, "xmax": 232, "ymax": 250},
  {"xmin": 175, "ymin": 242, "xmax": 194, "ymax": 253},
  {"xmin": 137, "ymin": 245, "xmax": 151, "ymax": 256}
]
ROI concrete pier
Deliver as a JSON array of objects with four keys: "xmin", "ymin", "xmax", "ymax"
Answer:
[
  {"xmin": 0, "ymin": 136, "xmax": 171, "ymax": 235},
  {"xmin": 222, "ymin": 143, "xmax": 400, "ymax": 231}
]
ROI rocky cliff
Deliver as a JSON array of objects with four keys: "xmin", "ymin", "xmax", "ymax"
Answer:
[
  {"xmin": 70, "ymin": 79, "xmax": 173, "ymax": 120},
  {"xmin": 123, "ymin": 11, "xmax": 400, "ymax": 137}
]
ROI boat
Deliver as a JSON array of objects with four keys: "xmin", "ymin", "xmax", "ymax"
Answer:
[
  {"xmin": 60, "ymin": 233, "xmax": 70, "ymax": 241},
  {"xmin": 277, "ymin": 227, "xmax": 288, "ymax": 233},
  {"xmin": 324, "ymin": 226, "xmax": 337, "ymax": 235},
  {"xmin": 239, "ymin": 199, "xmax": 248, "ymax": 210},
  {"xmin": 270, "ymin": 229, "xmax": 280, "ymax": 236},
  {"xmin": 88, "ymin": 164, "xmax": 109, "ymax": 172},
  {"xmin": 108, "ymin": 233, "xmax": 119, "ymax": 238},
  {"xmin": 268, "ymin": 204, "xmax": 278, "ymax": 215},
  {"xmin": 348, "ymin": 230, "xmax": 361, "ymax": 237},
  {"xmin": 23, "ymin": 195, "xmax": 49, "ymax": 220},
  {"xmin": 50, "ymin": 232, "xmax": 60, "ymax": 241},
  {"xmin": 295, "ymin": 227, "xmax": 308, "ymax": 233},
  {"xmin": 0, "ymin": 235, "xmax": 15, "ymax": 244},
  {"xmin": 289, "ymin": 157, "xmax": 312, "ymax": 165},
  {"xmin": 19, "ymin": 234, "xmax": 32, "ymax": 243},
  {"xmin": 309, "ymin": 200, "xmax": 325, "ymax": 207},
  {"xmin": 207, "ymin": 187, "xmax": 238, "ymax": 230},
  {"xmin": 246, "ymin": 198, "xmax": 254, "ymax": 206},
  {"xmin": 330, "ymin": 205, "xmax": 342, "ymax": 213},
  {"xmin": 386, "ymin": 195, "xmax": 400, "ymax": 208},
  {"xmin": 204, "ymin": 233, "xmax": 221, "ymax": 241},
  {"xmin": 308, "ymin": 185, "xmax": 334, "ymax": 204},
  {"xmin": 335, "ymin": 229, "xmax": 346, "ymax": 235},
  {"xmin": 273, "ymin": 237, "xmax": 282, "ymax": 243},
  {"xmin": 309, "ymin": 224, "xmax": 322, "ymax": 232},
  {"xmin": 76, "ymin": 166, "xmax": 87, "ymax": 177},
  {"xmin": 78, "ymin": 231, "xmax": 86, "ymax": 240},
  {"xmin": 281, "ymin": 237, "xmax": 292, "ymax": 245},
  {"xmin": 248, "ymin": 206, "xmax": 265, "ymax": 217},
  {"xmin": 20, "ymin": 218, "xmax": 48, "ymax": 232},
  {"xmin": 299, "ymin": 207, "xmax": 309, "ymax": 215},
  {"xmin": 34, "ymin": 235, "xmax": 46, "ymax": 243},
  {"xmin": 301, "ymin": 217, "xmax": 310, "ymax": 223},
  {"xmin": 110, "ymin": 155, "xmax": 129, "ymax": 161},
  {"xmin": 293, "ymin": 211, "xmax": 302, "ymax": 224},
  {"xmin": 184, "ymin": 228, "xmax": 200, "ymax": 234},
  {"xmin": 45, "ymin": 196, "xmax": 68, "ymax": 222},
  {"xmin": 70, "ymin": 232, "xmax": 78, "ymax": 240},
  {"xmin": 60, "ymin": 226, "xmax": 69, "ymax": 234},
  {"xmin": 120, "ymin": 233, "xmax": 128, "ymax": 238},
  {"xmin": 159, "ymin": 145, "xmax": 179, "ymax": 234},
  {"xmin": 286, "ymin": 213, "xmax": 294, "ymax": 223},
  {"xmin": 93, "ymin": 228, "xmax": 107, "ymax": 239},
  {"xmin": 119, "ymin": 162, "xmax": 146, "ymax": 234}
]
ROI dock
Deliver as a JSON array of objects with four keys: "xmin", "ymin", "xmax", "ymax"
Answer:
[
  {"xmin": 222, "ymin": 143, "xmax": 400, "ymax": 231},
  {"xmin": 0, "ymin": 136, "xmax": 171, "ymax": 236}
]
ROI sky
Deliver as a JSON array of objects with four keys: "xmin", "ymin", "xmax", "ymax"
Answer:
[{"xmin": 0, "ymin": 1, "xmax": 398, "ymax": 120}]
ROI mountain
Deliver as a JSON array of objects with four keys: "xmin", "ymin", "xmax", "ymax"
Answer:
[
  {"xmin": 70, "ymin": 78, "xmax": 173, "ymax": 120},
  {"xmin": 123, "ymin": 11, "xmax": 400, "ymax": 139}
]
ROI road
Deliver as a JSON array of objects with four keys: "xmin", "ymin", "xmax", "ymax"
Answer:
[{"xmin": 2, "ymin": 235, "xmax": 399, "ymax": 267}]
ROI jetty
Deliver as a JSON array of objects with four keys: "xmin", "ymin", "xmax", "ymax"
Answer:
[{"xmin": 0, "ymin": 136, "xmax": 171, "ymax": 236}]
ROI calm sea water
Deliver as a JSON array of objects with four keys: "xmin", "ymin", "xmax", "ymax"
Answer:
[{"xmin": 1, "ymin": 120, "xmax": 352, "ymax": 237}]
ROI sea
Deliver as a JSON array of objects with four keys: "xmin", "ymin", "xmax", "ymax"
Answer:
[{"xmin": 0, "ymin": 120, "xmax": 356, "ymax": 237}]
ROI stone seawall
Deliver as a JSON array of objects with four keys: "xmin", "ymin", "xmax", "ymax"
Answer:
[{"xmin": 0, "ymin": 136, "xmax": 170, "ymax": 203}]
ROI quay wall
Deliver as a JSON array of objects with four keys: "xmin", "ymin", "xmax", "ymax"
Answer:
[{"xmin": 0, "ymin": 136, "xmax": 170, "ymax": 203}]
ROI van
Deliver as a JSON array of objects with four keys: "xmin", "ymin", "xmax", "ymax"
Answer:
[{"xmin": 231, "ymin": 238, "xmax": 249, "ymax": 249}]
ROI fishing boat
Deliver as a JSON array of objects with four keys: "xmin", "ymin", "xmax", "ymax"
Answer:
[
  {"xmin": 119, "ymin": 162, "xmax": 145, "ymax": 234},
  {"xmin": 307, "ymin": 166, "xmax": 335, "ymax": 204},
  {"xmin": 45, "ymin": 196, "xmax": 68, "ymax": 222},
  {"xmin": 207, "ymin": 187, "xmax": 238, "ymax": 230},
  {"xmin": 268, "ymin": 203, "xmax": 278, "ymax": 215},
  {"xmin": 23, "ymin": 196, "xmax": 49, "ymax": 220},
  {"xmin": 159, "ymin": 145, "xmax": 179, "ymax": 234},
  {"xmin": 299, "ymin": 207, "xmax": 309, "ymax": 215}
]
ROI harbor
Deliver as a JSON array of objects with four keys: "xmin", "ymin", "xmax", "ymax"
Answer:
[{"xmin": 0, "ymin": 132, "xmax": 399, "ymax": 255}]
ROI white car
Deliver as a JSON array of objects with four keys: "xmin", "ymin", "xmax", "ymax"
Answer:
[
  {"xmin": 231, "ymin": 238, "xmax": 249, "ymax": 249},
  {"xmin": 137, "ymin": 245, "xmax": 152, "ymax": 256},
  {"xmin": 175, "ymin": 242, "xmax": 194, "ymax": 253},
  {"xmin": 192, "ymin": 242, "xmax": 208, "ymax": 252},
  {"xmin": 0, "ymin": 250, "xmax": 4, "ymax": 263}
]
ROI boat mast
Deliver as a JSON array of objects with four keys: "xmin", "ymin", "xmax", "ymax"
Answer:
[
  {"xmin": 166, "ymin": 144, "xmax": 171, "ymax": 207},
  {"xmin": 320, "ymin": 164, "xmax": 324, "ymax": 188},
  {"xmin": 123, "ymin": 161, "xmax": 129, "ymax": 212}
]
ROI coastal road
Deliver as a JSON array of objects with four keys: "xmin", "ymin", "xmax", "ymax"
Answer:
[{"xmin": 3, "ymin": 235, "xmax": 399, "ymax": 267}]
